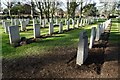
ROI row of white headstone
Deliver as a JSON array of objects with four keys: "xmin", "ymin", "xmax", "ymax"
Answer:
[
  {"xmin": 1, "ymin": 17, "xmax": 97, "ymax": 44},
  {"xmin": 2, "ymin": 17, "xmax": 96, "ymax": 34},
  {"xmin": 76, "ymin": 19, "xmax": 111, "ymax": 66},
  {"xmin": 1, "ymin": 18, "xmax": 30, "ymax": 33}
]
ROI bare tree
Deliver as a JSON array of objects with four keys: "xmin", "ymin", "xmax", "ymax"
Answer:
[{"xmin": 2, "ymin": 0, "xmax": 15, "ymax": 16}]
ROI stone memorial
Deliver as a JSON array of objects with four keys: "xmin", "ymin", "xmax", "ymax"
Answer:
[
  {"xmin": 100, "ymin": 24, "xmax": 104, "ymax": 33},
  {"xmin": 49, "ymin": 22, "xmax": 54, "ymax": 34},
  {"xmin": 11, "ymin": 19, "xmax": 15, "ymax": 25},
  {"xmin": 95, "ymin": 24, "xmax": 101, "ymax": 41},
  {"xmin": 59, "ymin": 21, "xmax": 63, "ymax": 33},
  {"xmin": 85, "ymin": 19, "xmax": 88, "ymax": 25},
  {"xmin": 15, "ymin": 19, "xmax": 19, "ymax": 26},
  {"xmin": 34, "ymin": 24, "xmax": 40, "ymax": 38},
  {"xmin": 42, "ymin": 19, "xmax": 45, "ymax": 27},
  {"xmin": 83, "ymin": 19, "xmax": 86, "ymax": 26},
  {"xmin": 89, "ymin": 27, "xmax": 96, "ymax": 49},
  {"xmin": 56, "ymin": 18, "xmax": 58, "ymax": 25},
  {"xmin": 76, "ymin": 30, "xmax": 88, "ymax": 66},
  {"xmin": 72, "ymin": 19, "xmax": 75, "ymax": 28},
  {"xmin": 8, "ymin": 26, "xmax": 20, "ymax": 44},
  {"xmin": 21, "ymin": 21, "xmax": 26, "ymax": 31},
  {"xmin": 4, "ymin": 22, "xmax": 10, "ymax": 33},
  {"xmin": 67, "ymin": 20, "xmax": 70, "ymax": 30},
  {"xmin": 65, "ymin": 19, "xmax": 67, "ymax": 25}
]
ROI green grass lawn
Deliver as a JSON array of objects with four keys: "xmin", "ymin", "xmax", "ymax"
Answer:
[
  {"xmin": 1, "ymin": 18, "xmax": 119, "ymax": 59},
  {"xmin": 109, "ymin": 19, "xmax": 120, "ymax": 43}
]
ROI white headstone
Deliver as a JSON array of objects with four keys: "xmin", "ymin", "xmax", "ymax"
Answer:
[
  {"xmin": 89, "ymin": 27, "xmax": 96, "ymax": 49},
  {"xmin": 85, "ymin": 19, "xmax": 88, "ymax": 25},
  {"xmin": 45, "ymin": 19, "xmax": 48, "ymax": 24},
  {"xmin": 4, "ymin": 22, "xmax": 10, "ymax": 33},
  {"xmin": 49, "ymin": 18, "xmax": 51, "ymax": 22},
  {"xmin": 33, "ymin": 19, "xmax": 36, "ymax": 28},
  {"xmin": 33, "ymin": 18, "xmax": 37, "ymax": 24},
  {"xmin": 11, "ymin": 19, "xmax": 15, "ymax": 25},
  {"xmin": 21, "ymin": 21, "xmax": 26, "ymax": 31},
  {"xmin": 76, "ymin": 31, "xmax": 88, "ymax": 66},
  {"xmin": 15, "ymin": 19, "xmax": 19, "ymax": 26},
  {"xmin": 8, "ymin": 26, "xmax": 20, "ymax": 44},
  {"xmin": 77, "ymin": 19, "xmax": 79, "ymax": 28},
  {"xmin": 49, "ymin": 22, "xmax": 54, "ymax": 34},
  {"xmin": 42, "ymin": 19, "xmax": 45, "ymax": 27},
  {"xmin": 34, "ymin": 24, "xmax": 40, "ymax": 38},
  {"xmin": 67, "ymin": 20, "xmax": 70, "ymax": 30},
  {"xmin": 19, "ymin": 19, "xmax": 23, "ymax": 23},
  {"xmin": 65, "ymin": 19, "xmax": 67, "ymax": 25},
  {"xmin": 56, "ymin": 18, "xmax": 58, "ymax": 25},
  {"xmin": 59, "ymin": 21, "xmax": 63, "ymax": 33},
  {"xmin": 95, "ymin": 24, "xmax": 101, "ymax": 41},
  {"xmin": 100, "ymin": 24, "xmax": 104, "ymax": 33},
  {"xmin": 72, "ymin": 19, "xmax": 75, "ymax": 28},
  {"xmin": 2, "ymin": 20, "xmax": 5, "ymax": 28}
]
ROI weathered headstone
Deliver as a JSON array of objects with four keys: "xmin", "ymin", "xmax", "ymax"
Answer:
[
  {"xmin": 8, "ymin": 26, "xmax": 20, "ymax": 44},
  {"xmin": 59, "ymin": 21, "xmax": 63, "ymax": 33},
  {"xmin": 76, "ymin": 30, "xmax": 88, "ymax": 66},
  {"xmin": 67, "ymin": 20, "xmax": 70, "ymax": 30},
  {"xmin": 34, "ymin": 24, "xmax": 40, "ymax": 38},
  {"xmin": 89, "ymin": 27, "xmax": 96, "ymax": 49},
  {"xmin": 21, "ymin": 21, "xmax": 26, "ymax": 31},
  {"xmin": 49, "ymin": 22, "xmax": 54, "ymax": 35}
]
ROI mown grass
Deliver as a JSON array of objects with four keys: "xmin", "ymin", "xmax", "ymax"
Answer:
[
  {"xmin": 109, "ymin": 19, "xmax": 120, "ymax": 43},
  {"xmin": 1, "ymin": 18, "xmax": 118, "ymax": 59}
]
